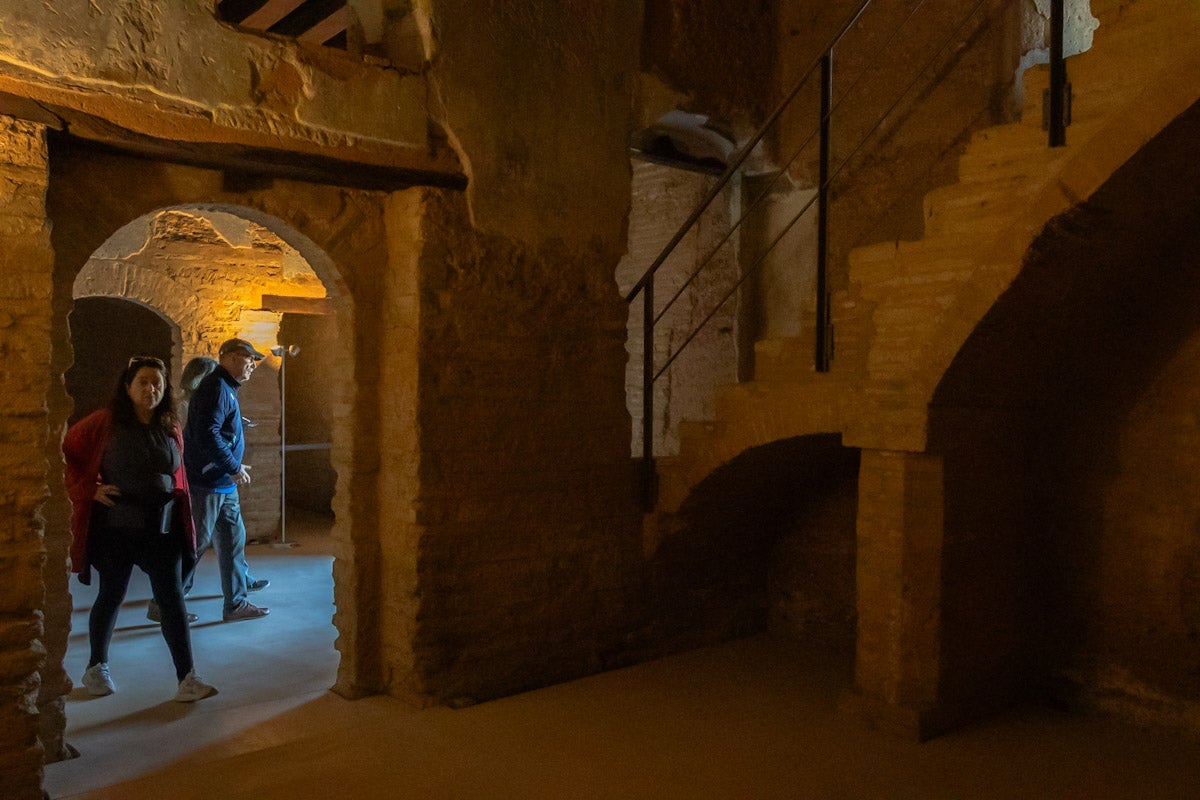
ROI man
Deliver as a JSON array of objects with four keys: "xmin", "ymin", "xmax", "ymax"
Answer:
[{"xmin": 181, "ymin": 337, "xmax": 271, "ymax": 622}]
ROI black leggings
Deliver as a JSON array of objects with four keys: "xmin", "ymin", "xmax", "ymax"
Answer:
[{"xmin": 88, "ymin": 526, "xmax": 194, "ymax": 681}]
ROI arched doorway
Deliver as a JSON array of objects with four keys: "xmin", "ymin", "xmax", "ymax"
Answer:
[
  {"xmin": 47, "ymin": 202, "xmax": 348, "ymax": 791},
  {"xmin": 64, "ymin": 297, "xmax": 175, "ymax": 425},
  {"xmin": 642, "ymin": 434, "xmax": 859, "ymax": 668}
]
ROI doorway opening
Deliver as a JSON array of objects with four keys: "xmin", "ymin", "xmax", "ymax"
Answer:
[{"xmin": 45, "ymin": 202, "xmax": 349, "ymax": 794}]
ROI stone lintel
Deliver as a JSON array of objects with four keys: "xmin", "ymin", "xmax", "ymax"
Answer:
[
  {"xmin": 0, "ymin": 85, "xmax": 466, "ymax": 193},
  {"xmin": 260, "ymin": 294, "xmax": 333, "ymax": 315}
]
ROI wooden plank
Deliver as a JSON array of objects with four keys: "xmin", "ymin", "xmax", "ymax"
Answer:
[
  {"xmin": 242, "ymin": 0, "xmax": 306, "ymax": 30},
  {"xmin": 260, "ymin": 294, "xmax": 334, "ymax": 315},
  {"xmin": 0, "ymin": 77, "xmax": 466, "ymax": 191},
  {"xmin": 298, "ymin": 7, "xmax": 348, "ymax": 44}
]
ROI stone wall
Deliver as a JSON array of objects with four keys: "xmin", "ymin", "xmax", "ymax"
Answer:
[
  {"xmin": 400, "ymin": 2, "xmax": 645, "ymax": 702},
  {"xmin": 633, "ymin": 435, "xmax": 857, "ymax": 661},
  {"xmin": 407, "ymin": 190, "xmax": 642, "ymax": 702},
  {"xmin": 0, "ymin": 116, "xmax": 56, "ymax": 799},
  {"xmin": 0, "ymin": 0, "xmax": 441, "ymax": 173}
]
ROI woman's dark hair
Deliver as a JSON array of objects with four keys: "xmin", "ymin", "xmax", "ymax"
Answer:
[
  {"xmin": 109, "ymin": 356, "xmax": 179, "ymax": 431},
  {"xmin": 180, "ymin": 356, "xmax": 218, "ymax": 398}
]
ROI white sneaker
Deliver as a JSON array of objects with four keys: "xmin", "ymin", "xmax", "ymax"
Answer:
[
  {"xmin": 82, "ymin": 663, "xmax": 115, "ymax": 696},
  {"xmin": 174, "ymin": 670, "xmax": 217, "ymax": 703}
]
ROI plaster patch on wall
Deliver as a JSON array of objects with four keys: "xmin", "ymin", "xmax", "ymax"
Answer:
[{"xmin": 1016, "ymin": 0, "xmax": 1100, "ymax": 100}]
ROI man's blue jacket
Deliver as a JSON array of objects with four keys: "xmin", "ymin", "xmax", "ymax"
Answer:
[{"xmin": 183, "ymin": 366, "xmax": 245, "ymax": 491}]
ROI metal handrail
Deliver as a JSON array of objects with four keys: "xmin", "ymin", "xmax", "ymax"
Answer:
[
  {"xmin": 629, "ymin": 0, "xmax": 1067, "ymax": 508},
  {"xmin": 623, "ymin": 0, "xmax": 874, "ymax": 305},
  {"xmin": 650, "ymin": 0, "xmax": 992, "ymax": 385},
  {"xmin": 649, "ymin": 0, "xmax": 931, "ymax": 333}
]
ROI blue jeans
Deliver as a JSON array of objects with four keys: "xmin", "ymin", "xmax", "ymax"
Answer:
[{"xmin": 185, "ymin": 489, "xmax": 256, "ymax": 613}]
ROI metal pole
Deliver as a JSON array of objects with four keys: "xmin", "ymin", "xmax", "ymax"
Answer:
[
  {"xmin": 270, "ymin": 344, "xmax": 299, "ymax": 548},
  {"xmin": 1049, "ymin": 0, "xmax": 1067, "ymax": 147},
  {"xmin": 816, "ymin": 51, "xmax": 833, "ymax": 372},
  {"xmin": 279, "ymin": 350, "xmax": 287, "ymax": 544}
]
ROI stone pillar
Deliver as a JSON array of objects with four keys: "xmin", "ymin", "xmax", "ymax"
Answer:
[
  {"xmin": 852, "ymin": 448, "xmax": 945, "ymax": 739},
  {"xmin": 0, "ymin": 115, "xmax": 56, "ymax": 799}
]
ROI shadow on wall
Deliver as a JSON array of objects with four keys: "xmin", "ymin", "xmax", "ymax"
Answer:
[
  {"xmin": 633, "ymin": 434, "xmax": 859, "ymax": 661},
  {"xmin": 930, "ymin": 98, "xmax": 1200, "ymax": 717}
]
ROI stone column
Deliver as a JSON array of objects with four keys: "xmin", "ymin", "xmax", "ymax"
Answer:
[
  {"xmin": 852, "ymin": 448, "xmax": 945, "ymax": 739},
  {"xmin": 0, "ymin": 115, "xmax": 57, "ymax": 799}
]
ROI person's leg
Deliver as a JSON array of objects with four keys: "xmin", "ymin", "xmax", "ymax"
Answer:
[
  {"xmin": 182, "ymin": 489, "xmax": 219, "ymax": 597},
  {"xmin": 211, "ymin": 492, "xmax": 250, "ymax": 613},
  {"xmin": 150, "ymin": 491, "xmax": 215, "ymax": 620},
  {"xmin": 140, "ymin": 532, "xmax": 194, "ymax": 681},
  {"xmin": 87, "ymin": 528, "xmax": 135, "ymax": 668}
]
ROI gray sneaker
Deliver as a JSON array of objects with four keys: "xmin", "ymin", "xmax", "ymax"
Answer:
[
  {"xmin": 248, "ymin": 578, "xmax": 270, "ymax": 592},
  {"xmin": 222, "ymin": 602, "xmax": 269, "ymax": 622},
  {"xmin": 82, "ymin": 663, "xmax": 115, "ymax": 697},
  {"xmin": 174, "ymin": 670, "xmax": 217, "ymax": 702}
]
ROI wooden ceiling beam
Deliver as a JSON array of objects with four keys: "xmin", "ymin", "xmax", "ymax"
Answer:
[
  {"xmin": 260, "ymin": 295, "xmax": 333, "ymax": 315},
  {"xmin": 241, "ymin": 0, "xmax": 307, "ymax": 30},
  {"xmin": 298, "ymin": 6, "xmax": 348, "ymax": 44}
]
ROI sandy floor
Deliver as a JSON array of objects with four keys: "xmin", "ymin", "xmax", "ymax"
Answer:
[{"xmin": 43, "ymin": 514, "xmax": 1200, "ymax": 800}]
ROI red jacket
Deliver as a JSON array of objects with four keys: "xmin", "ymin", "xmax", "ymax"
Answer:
[{"xmin": 62, "ymin": 409, "xmax": 196, "ymax": 584}]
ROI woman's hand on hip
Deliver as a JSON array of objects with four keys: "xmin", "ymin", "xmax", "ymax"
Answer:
[{"xmin": 94, "ymin": 484, "xmax": 120, "ymax": 506}]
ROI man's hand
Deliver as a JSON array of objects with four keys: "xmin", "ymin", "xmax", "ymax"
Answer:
[
  {"xmin": 94, "ymin": 484, "xmax": 120, "ymax": 506},
  {"xmin": 235, "ymin": 465, "xmax": 252, "ymax": 486}
]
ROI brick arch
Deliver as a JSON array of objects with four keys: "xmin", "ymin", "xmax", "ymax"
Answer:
[
  {"xmin": 71, "ymin": 261, "xmax": 191, "ymax": 362},
  {"xmin": 64, "ymin": 295, "xmax": 181, "ymax": 424},
  {"xmin": 646, "ymin": 434, "xmax": 859, "ymax": 653},
  {"xmin": 923, "ymin": 95, "xmax": 1200, "ymax": 724}
]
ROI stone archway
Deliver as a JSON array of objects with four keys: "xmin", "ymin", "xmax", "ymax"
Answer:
[
  {"xmin": 65, "ymin": 297, "xmax": 177, "ymax": 425},
  {"xmin": 70, "ymin": 206, "xmax": 334, "ymax": 541},
  {"xmin": 38, "ymin": 144, "xmax": 421, "ymax": 763},
  {"xmin": 642, "ymin": 434, "xmax": 859, "ymax": 660}
]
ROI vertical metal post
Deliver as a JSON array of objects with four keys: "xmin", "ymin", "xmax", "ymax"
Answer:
[
  {"xmin": 1049, "ymin": 0, "xmax": 1067, "ymax": 147},
  {"xmin": 815, "ymin": 51, "xmax": 833, "ymax": 372},
  {"xmin": 642, "ymin": 282, "xmax": 655, "ymax": 509},
  {"xmin": 279, "ymin": 349, "xmax": 287, "ymax": 544}
]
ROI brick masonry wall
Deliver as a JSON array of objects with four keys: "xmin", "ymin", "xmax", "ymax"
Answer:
[
  {"xmin": 768, "ymin": 448, "xmax": 858, "ymax": 651},
  {"xmin": 0, "ymin": 116, "xmax": 55, "ymax": 799},
  {"xmin": 616, "ymin": 161, "xmax": 739, "ymax": 457},
  {"xmin": 407, "ymin": 190, "xmax": 643, "ymax": 703}
]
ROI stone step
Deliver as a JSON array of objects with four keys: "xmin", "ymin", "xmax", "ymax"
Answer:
[{"xmin": 921, "ymin": 174, "xmax": 1047, "ymax": 238}]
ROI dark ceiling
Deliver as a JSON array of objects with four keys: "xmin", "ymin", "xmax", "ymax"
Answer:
[{"xmin": 216, "ymin": 0, "xmax": 348, "ymax": 49}]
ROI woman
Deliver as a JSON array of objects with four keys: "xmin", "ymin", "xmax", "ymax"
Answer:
[
  {"xmin": 63, "ymin": 356, "xmax": 217, "ymax": 703},
  {"xmin": 179, "ymin": 356, "xmax": 218, "ymax": 418}
]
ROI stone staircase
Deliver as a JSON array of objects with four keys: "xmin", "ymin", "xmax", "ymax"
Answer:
[{"xmin": 654, "ymin": 0, "xmax": 1200, "ymax": 515}]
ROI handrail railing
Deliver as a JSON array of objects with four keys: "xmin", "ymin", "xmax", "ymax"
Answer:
[
  {"xmin": 1049, "ymin": 0, "xmax": 1068, "ymax": 147},
  {"xmin": 628, "ymin": 0, "xmax": 1070, "ymax": 508},
  {"xmin": 647, "ymin": 0, "xmax": 991, "ymax": 383},
  {"xmin": 623, "ymin": 0, "xmax": 875, "ymax": 305}
]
